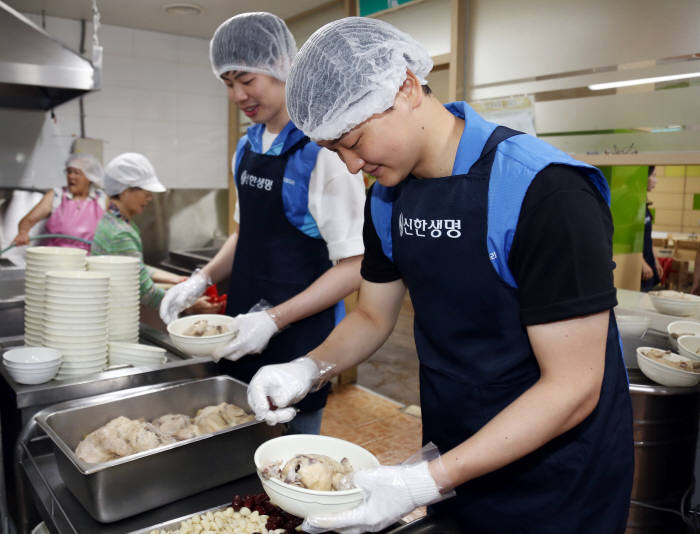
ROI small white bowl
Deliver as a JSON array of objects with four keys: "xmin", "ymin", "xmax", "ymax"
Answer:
[
  {"xmin": 667, "ymin": 320, "xmax": 700, "ymax": 351},
  {"xmin": 167, "ymin": 314, "xmax": 237, "ymax": 356},
  {"xmin": 648, "ymin": 291, "xmax": 700, "ymax": 317},
  {"xmin": 4, "ymin": 362, "xmax": 60, "ymax": 384},
  {"xmin": 3, "ymin": 347, "xmax": 61, "ymax": 365},
  {"xmin": 676, "ymin": 336, "xmax": 700, "ymax": 362},
  {"xmin": 254, "ymin": 434, "xmax": 380, "ymax": 518},
  {"xmin": 636, "ymin": 347, "xmax": 700, "ymax": 387},
  {"xmin": 615, "ymin": 314, "xmax": 650, "ymax": 338}
]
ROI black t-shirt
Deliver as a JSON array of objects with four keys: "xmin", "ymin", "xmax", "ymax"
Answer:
[{"xmin": 360, "ymin": 164, "xmax": 617, "ymax": 326}]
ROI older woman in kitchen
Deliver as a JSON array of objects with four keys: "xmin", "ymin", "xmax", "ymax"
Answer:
[
  {"xmin": 11, "ymin": 152, "xmax": 106, "ymax": 250},
  {"xmin": 90, "ymin": 152, "xmax": 219, "ymax": 314}
]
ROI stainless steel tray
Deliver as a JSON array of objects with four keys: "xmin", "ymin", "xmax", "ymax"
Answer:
[
  {"xmin": 127, "ymin": 504, "xmax": 230, "ymax": 533},
  {"xmin": 34, "ymin": 376, "xmax": 281, "ymax": 523}
]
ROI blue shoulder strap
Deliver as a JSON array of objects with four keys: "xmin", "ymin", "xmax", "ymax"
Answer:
[
  {"xmin": 369, "ymin": 182, "xmax": 397, "ymax": 262},
  {"xmin": 485, "ymin": 131, "xmax": 610, "ymax": 288}
]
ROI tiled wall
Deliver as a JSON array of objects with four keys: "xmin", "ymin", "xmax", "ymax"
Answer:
[
  {"xmin": 22, "ymin": 13, "xmax": 229, "ymax": 190},
  {"xmin": 648, "ymin": 165, "xmax": 700, "ymax": 234}
]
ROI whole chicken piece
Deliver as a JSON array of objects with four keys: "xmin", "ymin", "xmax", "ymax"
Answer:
[
  {"xmin": 281, "ymin": 454, "xmax": 354, "ymax": 491},
  {"xmin": 194, "ymin": 402, "xmax": 253, "ymax": 433},
  {"xmin": 152, "ymin": 414, "xmax": 200, "ymax": 441},
  {"xmin": 75, "ymin": 432, "xmax": 114, "ymax": 464}
]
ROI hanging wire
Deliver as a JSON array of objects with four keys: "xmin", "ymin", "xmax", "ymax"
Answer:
[{"xmin": 91, "ymin": 0, "xmax": 103, "ymax": 86}]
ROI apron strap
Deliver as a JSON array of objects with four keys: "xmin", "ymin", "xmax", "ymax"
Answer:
[{"xmin": 469, "ymin": 126, "xmax": 523, "ymax": 176}]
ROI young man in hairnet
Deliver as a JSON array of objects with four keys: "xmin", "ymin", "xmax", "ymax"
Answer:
[
  {"xmin": 159, "ymin": 12, "xmax": 365, "ymax": 435},
  {"xmin": 246, "ymin": 17, "xmax": 634, "ymax": 533}
]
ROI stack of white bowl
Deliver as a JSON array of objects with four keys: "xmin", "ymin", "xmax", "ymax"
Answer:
[
  {"xmin": 3, "ymin": 347, "xmax": 61, "ymax": 385},
  {"xmin": 108, "ymin": 341, "xmax": 167, "ymax": 367},
  {"xmin": 42, "ymin": 270, "xmax": 110, "ymax": 379},
  {"xmin": 86, "ymin": 256, "xmax": 140, "ymax": 343},
  {"xmin": 24, "ymin": 247, "xmax": 87, "ymax": 347}
]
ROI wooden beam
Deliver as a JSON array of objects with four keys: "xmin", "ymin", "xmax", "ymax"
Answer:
[
  {"xmin": 448, "ymin": 0, "xmax": 467, "ymax": 102},
  {"xmin": 343, "ymin": 0, "xmax": 357, "ymax": 16}
]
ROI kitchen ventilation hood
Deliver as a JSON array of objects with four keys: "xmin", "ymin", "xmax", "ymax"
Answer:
[{"xmin": 0, "ymin": 2, "xmax": 97, "ymax": 110}]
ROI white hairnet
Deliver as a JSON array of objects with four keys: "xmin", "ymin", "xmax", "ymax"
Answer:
[
  {"xmin": 65, "ymin": 152, "xmax": 104, "ymax": 187},
  {"xmin": 210, "ymin": 12, "xmax": 297, "ymax": 82},
  {"xmin": 286, "ymin": 17, "xmax": 433, "ymax": 141},
  {"xmin": 103, "ymin": 153, "xmax": 166, "ymax": 197}
]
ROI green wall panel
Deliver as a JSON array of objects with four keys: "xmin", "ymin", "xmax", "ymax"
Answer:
[{"xmin": 600, "ymin": 165, "xmax": 647, "ymax": 255}]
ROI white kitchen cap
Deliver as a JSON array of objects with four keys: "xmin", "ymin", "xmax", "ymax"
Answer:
[
  {"xmin": 65, "ymin": 152, "xmax": 103, "ymax": 187},
  {"xmin": 286, "ymin": 17, "xmax": 433, "ymax": 141},
  {"xmin": 103, "ymin": 153, "xmax": 166, "ymax": 197},
  {"xmin": 210, "ymin": 12, "xmax": 297, "ymax": 82}
]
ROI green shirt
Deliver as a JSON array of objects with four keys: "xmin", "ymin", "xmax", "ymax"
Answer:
[{"xmin": 90, "ymin": 203, "xmax": 165, "ymax": 308}]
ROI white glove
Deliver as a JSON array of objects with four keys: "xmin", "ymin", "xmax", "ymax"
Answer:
[
  {"xmin": 159, "ymin": 272, "xmax": 210, "ymax": 325},
  {"xmin": 247, "ymin": 357, "xmax": 319, "ymax": 425},
  {"xmin": 212, "ymin": 310, "xmax": 279, "ymax": 361},
  {"xmin": 302, "ymin": 461, "xmax": 442, "ymax": 534}
]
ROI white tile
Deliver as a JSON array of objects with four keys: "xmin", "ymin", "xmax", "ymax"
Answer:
[
  {"xmin": 130, "ymin": 58, "xmax": 178, "ymax": 92},
  {"xmin": 176, "ymin": 35, "xmax": 210, "ymax": 64},
  {"xmin": 82, "ymin": 87, "xmax": 136, "ymax": 119},
  {"xmin": 133, "ymin": 29, "xmax": 178, "ymax": 62},
  {"xmin": 132, "ymin": 119, "xmax": 177, "ymax": 153},
  {"xmin": 140, "ymin": 149, "xmax": 177, "ymax": 188},
  {"xmin": 93, "ymin": 24, "xmax": 134, "ymax": 58},
  {"xmin": 84, "ymin": 116, "xmax": 133, "ymax": 148},
  {"xmin": 103, "ymin": 144, "xmax": 134, "ymax": 165},
  {"xmin": 176, "ymin": 94, "xmax": 227, "ymax": 124},
  {"xmin": 132, "ymin": 90, "xmax": 177, "ymax": 122},
  {"xmin": 174, "ymin": 122, "xmax": 228, "ymax": 188},
  {"xmin": 177, "ymin": 63, "xmax": 223, "ymax": 97},
  {"xmin": 99, "ymin": 54, "xmax": 140, "ymax": 88}
]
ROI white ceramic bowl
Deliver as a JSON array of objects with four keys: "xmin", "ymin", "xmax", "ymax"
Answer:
[
  {"xmin": 167, "ymin": 314, "xmax": 237, "ymax": 356},
  {"xmin": 108, "ymin": 342, "xmax": 165, "ymax": 356},
  {"xmin": 636, "ymin": 347, "xmax": 700, "ymax": 387},
  {"xmin": 4, "ymin": 361, "xmax": 60, "ymax": 384},
  {"xmin": 676, "ymin": 336, "xmax": 700, "ymax": 362},
  {"xmin": 254, "ymin": 434, "xmax": 380, "ymax": 518},
  {"xmin": 615, "ymin": 314, "xmax": 650, "ymax": 338},
  {"xmin": 3, "ymin": 347, "xmax": 61, "ymax": 365},
  {"xmin": 648, "ymin": 291, "xmax": 700, "ymax": 317},
  {"xmin": 667, "ymin": 320, "xmax": 700, "ymax": 351},
  {"xmin": 86, "ymin": 255, "xmax": 139, "ymax": 266}
]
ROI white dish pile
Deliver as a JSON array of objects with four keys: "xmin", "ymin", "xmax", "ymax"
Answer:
[
  {"xmin": 108, "ymin": 341, "xmax": 167, "ymax": 367},
  {"xmin": 41, "ymin": 270, "xmax": 110, "ymax": 380},
  {"xmin": 3, "ymin": 347, "xmax": 61, "ymax": 385},
  {"xmin": 23, "ymin": 246, "xmax": 87, "ymax": 347},
  {"xmin": 87, "ymin": 256, "xmax": 140, "ymax": 343}
]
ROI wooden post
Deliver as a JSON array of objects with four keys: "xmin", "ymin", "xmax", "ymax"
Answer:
[{"xmin": 448, "ymin": 0, "xmax": 467, "ymax": 102}]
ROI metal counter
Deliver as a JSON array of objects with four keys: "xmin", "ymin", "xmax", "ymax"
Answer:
[
  {"xmin": 17, "ymin": 430, "xmax": 460, "ymax": 534},
  {"xmin": 0, "ymin": 324, "xmax": 217, "ymax": 532}
]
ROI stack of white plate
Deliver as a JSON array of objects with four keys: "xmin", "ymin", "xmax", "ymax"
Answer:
[
  {"xmin": 42, "ymin": 270, "xmax": 110, "ymax": 379},
  {"xmin": 87, "ymin": 256, "xmax": 140, "ymax": 343},
  {"xmin": 108, "ymin": 341, "xmax": 167, "ymax": 367},
  {"xmin": 24, "ymin": 247, "xmax": 87, "ymax": 347}
]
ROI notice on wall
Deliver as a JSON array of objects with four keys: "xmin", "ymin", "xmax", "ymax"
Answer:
[{"xmin": 470, "ymin": 95, "xmax": 537, "ymax": 136}]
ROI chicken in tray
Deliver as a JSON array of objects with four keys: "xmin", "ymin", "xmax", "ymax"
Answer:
[
  {"xmin": 75, "ymin": 402, "xmax": 254, "ymax": 464},
  {"xmin": 261, "ymin": 454, "xmax": 355, "ymax": 491}
]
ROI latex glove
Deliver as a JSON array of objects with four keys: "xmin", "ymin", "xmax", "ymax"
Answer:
[
  {"xmin": 212, "ymin": 310, "xmax": 279, "ymax": 362},
  {"xmin": 302, "ymin": 461, "xmax": 442, "ymax": 534},
  {"xmin": 247, "ymin": 357, "xmax": 319, "ymax": 425},
  {"xmin": 159, "ymin": 271, "xmax": 210, "ymax": 325}
]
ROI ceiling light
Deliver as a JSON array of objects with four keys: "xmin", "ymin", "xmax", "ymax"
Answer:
[
  {"xmin": 163, "ymin": 3, "xmax": 202, "ymax": 16},
  {"xmin": 589, "ymin": 71, "xmax": 700, "ymax": 90}
]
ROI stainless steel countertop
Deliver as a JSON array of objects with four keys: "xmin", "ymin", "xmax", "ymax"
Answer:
[{"xmin": 0, "ymin": 324, "xmax": 216, "ymax": 410}]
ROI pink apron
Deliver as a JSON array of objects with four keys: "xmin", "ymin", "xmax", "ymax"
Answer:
[{"xmin": 44, "ymin": 189, "xmax": 104, "ymax": 251}]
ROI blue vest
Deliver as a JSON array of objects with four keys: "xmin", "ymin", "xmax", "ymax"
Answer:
[{"xmin": 370, "ymin": 102, "xmax": 633, "ymax": 532}]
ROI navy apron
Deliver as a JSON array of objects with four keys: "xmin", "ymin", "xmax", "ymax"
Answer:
[
  {"xmin": 390, "ymin": 128, "xmax": 633, "ymax": 533},
  {"xmin": 219, "ymin": 138, "xmax": 333, "ymax": 413}
]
